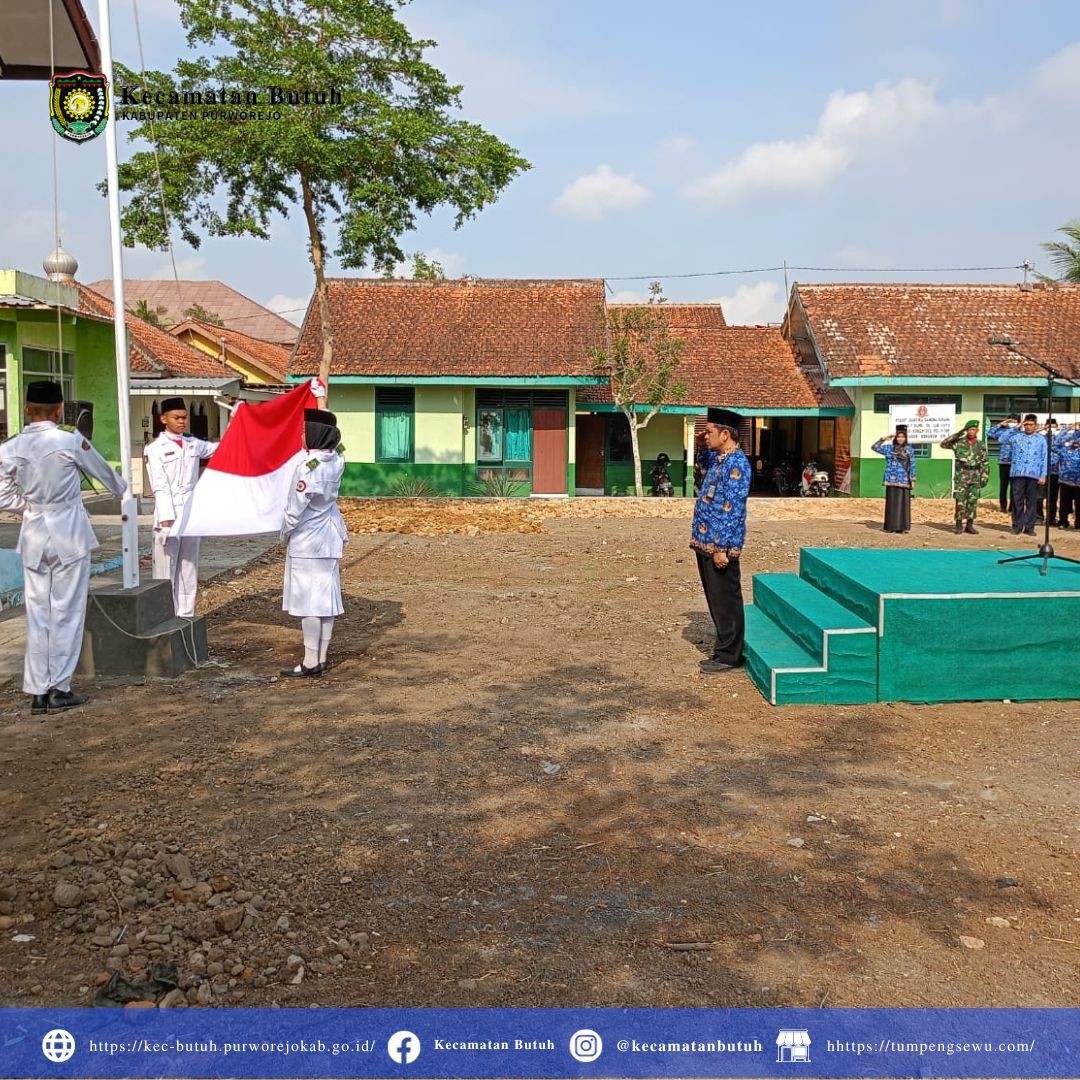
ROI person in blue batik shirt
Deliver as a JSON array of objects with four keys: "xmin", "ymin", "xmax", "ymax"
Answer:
[
  {"xmin": 1055, "ymin": 425, "xmax": 1080, "ymax": 529},
  {"xmin": 691, "ymin": 407, "xmax": 751, "ymax": 674},
  {"xmin": 996, "ymin": 412, "xmax": 1019, "ymax": 512},
  {"xmin": 988, "ymin": 414, "xmax": 1047, "ymax": 535},
  {"xmin": 871, "ymin": 425, "xmax": 917, "ymax": 534}
]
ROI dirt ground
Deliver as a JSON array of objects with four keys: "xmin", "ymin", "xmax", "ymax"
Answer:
[{"xmin": 1, "ymin": 497, "xmax": 1078, "ymax": 1009}]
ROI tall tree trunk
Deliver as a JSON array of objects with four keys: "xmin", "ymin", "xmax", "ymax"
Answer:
[
  {"xmin": 300, "ymin": 173, "xmax": 334, "ymax": 401},
  {"xmin": 627, "ymin": 408, "xmax": 644, "ymax": 497}
]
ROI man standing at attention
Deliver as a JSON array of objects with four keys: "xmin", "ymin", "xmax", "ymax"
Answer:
[
  {"xmin": 941, "ymin": 419, "xmax": 990, "ymax": 534},
  {"xmin": 989, "ymin": 414, "xmax": 1047, "ymax": 536},
  {"xmin": 996, "ymin": 413, "xmax": 1018, "ymax": 514},
  {"xmin": 691, "ymin": 408, "xmax": 750, "ymax": 674},
  {"xmin": 0, "ymin": 380, "xmax": 127, "ymax": 714},
  {"xmin": 144, "ymin": 397, "xmax": 218, "ymax": 617}
]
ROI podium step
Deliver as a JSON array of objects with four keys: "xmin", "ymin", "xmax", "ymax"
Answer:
[{"xmin": 745, "ymin": 574, "xmax": 878, "ymax": 706}]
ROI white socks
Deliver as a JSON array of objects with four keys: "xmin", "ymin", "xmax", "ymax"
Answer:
[
  {"xmin": 319, "ymin": 616, "xmax": 334, "ymax": 664},
  {"xmin": 301, "ymin": 616, "xmax": 321, "ymax": 669}
]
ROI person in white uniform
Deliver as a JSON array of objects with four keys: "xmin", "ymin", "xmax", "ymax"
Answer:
[
  {"xmin": 0, "ymin": 380, "xmax": 127, "ymax": 714},
  {"xmin": 280, "ymin": 408, "xmax": 347, "ymax": 677},
  {"xmin": 143, "ymin": 397, "xmax": 217, "ymax": 617}
]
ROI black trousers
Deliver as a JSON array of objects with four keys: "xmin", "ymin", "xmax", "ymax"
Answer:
[
  {"xmin": 1059, "ymin": 482, "xmax": 1079, "ymax": 526},
  {"xmin": 695, "ymin": 551, "xmax": 744, "ymax": 666},
  {"xmin": 999, "ymin": 462, "xmax": 1012, "ymax": 511},
  {"xmin": 1037, "ymin": 474, "xmax": 1059, "ymax": 523},
  {"xmin": 1011, "ymin": 475, "xmax": 1040, "ymax": 533}
]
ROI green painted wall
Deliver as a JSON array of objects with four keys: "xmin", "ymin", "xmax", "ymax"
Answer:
[
  {"xmin": 341, "ymin": 462, "xmax": 468, "ymax": 497},
  {"xmin": 73, "ymin": 318, "xmax": 121, "ymax": 462},
  {"xmin": 0, "ymin": 310, "xmax": 120, "ymax": 461}
]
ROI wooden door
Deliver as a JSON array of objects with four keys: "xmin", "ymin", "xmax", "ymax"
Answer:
[
  {"xmin": 532, "ymin": 408, "xmax": 568, "ymax": 494},
  {"xmin": 576, "ymin": 414, "xmax": 605, "ymax": 489}
]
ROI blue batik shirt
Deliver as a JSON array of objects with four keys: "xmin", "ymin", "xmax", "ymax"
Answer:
[
  {"xmin": 691, "ymin": 446, "xmax": 751, "ymax": 555},
  {"xmin": 989, "ymin": 426, "xmax": 1048, "ymax": 480},
  {"xmin": 1057, "ymin": 430, "xmax": 1080, "ymax": 485},
  {"xmin": 871, "ymin": 439, "xmax": 917, "ymax": 487},
  {"xmin": 997, "ymin": 429, "xmax": 1014, "ymax": 465}
]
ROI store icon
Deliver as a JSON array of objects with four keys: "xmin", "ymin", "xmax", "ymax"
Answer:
[{"xmin": 776, "ymin": 1030, "xmax": 810, "ymax": 1063}]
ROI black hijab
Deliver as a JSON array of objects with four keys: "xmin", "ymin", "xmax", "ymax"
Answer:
[{"xmin": 305, "ymin": 421, "xmax": 341, "ymax": 451}]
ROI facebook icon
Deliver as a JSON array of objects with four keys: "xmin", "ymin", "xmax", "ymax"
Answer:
[{"xmin": 387, "ymin": 1031, "xmax": 421, "ymax": 1064}]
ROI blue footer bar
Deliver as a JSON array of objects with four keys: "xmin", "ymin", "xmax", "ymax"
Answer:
[{"xmin": 3, "ymin": 1008, "xmax": 1076, "ymax": 1078}]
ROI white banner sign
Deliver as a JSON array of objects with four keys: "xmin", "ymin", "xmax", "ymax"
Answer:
[{"xmin": 888, "ymin": 403, "xmax": 956, "ymax": 444}]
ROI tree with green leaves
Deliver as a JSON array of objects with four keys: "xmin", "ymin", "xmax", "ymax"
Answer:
[
  {"xmin": 131, "ymin": 298, "xmax": 170, "ymax": 327},
  {"xmin": 1040, "ymin": 219, "xmax": 1080, "ymax": 283},
  {"xmin": 183, "ymin": 303, "xmax": 225, "ymax": 326},
  {"xmin": 384, "ymin": 251, "xmax": 445, "ymax": 279},
  {"xmin": 589, "ymin": 282, "xmax": 687, "ymax": 497},
  {"xmin": 110, "ymin": 0, "xmax": 528, "ymax": 398}
]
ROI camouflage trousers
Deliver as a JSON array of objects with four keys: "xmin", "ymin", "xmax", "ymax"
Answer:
[{"xmin": 953, "ymin": 480, "xmax": 983, "ymax": 523}]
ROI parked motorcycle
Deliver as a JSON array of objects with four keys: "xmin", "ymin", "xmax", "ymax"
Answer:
[
  {"xmin": 771, "ymin": 464, "xmax": 793, "ymax": 496},
  {"xmin": 799, "ymin": 460, "xmax": 830, "ymax": 497},
  {"xmin": 651, "ymin": 453, "xmax": 675, "ymax": 497}
]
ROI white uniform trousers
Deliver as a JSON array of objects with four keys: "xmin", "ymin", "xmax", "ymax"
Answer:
[
  {"xmin": 22, "ymin": 543, "xmax": 91, "ymax": 695},
  {"xmin": 153, "ymin": 531, "xmax": 201, "ymax": 618}
]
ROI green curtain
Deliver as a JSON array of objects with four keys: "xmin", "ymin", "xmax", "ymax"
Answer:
[
  {"xmin": 505, "ymin": 408, "xmax": 531, "ymax": 461},
  {"xmin": 378, "ymin": 409, "xmax": 412, "ymax": 461}
]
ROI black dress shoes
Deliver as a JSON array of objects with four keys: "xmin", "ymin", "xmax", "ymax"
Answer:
[
  {"xmin": 699, "ymin": 657, "xmax": 745, "ymax": 674},
  {"xmin": 279, "ymin": 663, "xmax": 324, "ymax": 678},
  {"xmin": 47, "ymin": 689, "xmax": 88, "ymax": 712},
  {"xmin": 30, "ymin": 695, "xmax": 48, "ymax": 716}
]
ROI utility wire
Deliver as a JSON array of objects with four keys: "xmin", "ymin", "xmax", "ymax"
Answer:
[{"xmin": 604, "ymin": 263, "xmax": 1026, "ymax": 282}]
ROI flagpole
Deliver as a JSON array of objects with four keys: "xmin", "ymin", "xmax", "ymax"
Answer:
[{"xmin": 97, "ymin": 0, "xmax": 139, "ymax": 589}]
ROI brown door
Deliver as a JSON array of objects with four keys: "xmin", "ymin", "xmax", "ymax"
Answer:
[
  {"xmin": 576, "ymin": 414, "xmax": 605, "ymax": 489},
  {"xmin": 532, "ymin": 408, "xmax": 568, "ymax": 494}
]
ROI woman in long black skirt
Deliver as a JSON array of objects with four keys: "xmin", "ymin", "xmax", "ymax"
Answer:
[{"xmin": 872, "ymin": 426, "xmax": 917, "ymax": 533}]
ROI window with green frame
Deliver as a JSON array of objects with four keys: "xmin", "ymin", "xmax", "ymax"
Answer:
[
  {"xmin": 375, "ymin": 387, "xmax": 414, "ymax": 462},
  {"xmin": 476, "ymin": 390, "xmax": 533, "ymax": 480},
  {"xmin": 21, "ymin": 347, "xmax": 74, "ymax": 403},
  {"xmin": 982, "ymin": 393, "xmax": 1074, "ymax": 458}
]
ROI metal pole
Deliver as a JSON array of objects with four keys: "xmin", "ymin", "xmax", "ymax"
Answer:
[{"xmin": 97, "ymin": 0, "xmax": 139, "ymax": 589}]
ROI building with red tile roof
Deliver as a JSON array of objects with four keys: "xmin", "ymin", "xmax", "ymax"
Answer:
[{"xmin": 786, "ymin": 281, "xmax": 1080, "ymax": 497}]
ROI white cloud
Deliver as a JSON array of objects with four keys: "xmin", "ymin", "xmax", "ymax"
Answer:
[
  {"xmin": 553, "ymin": 165, "xmax": 650, "ymax": 219},
  {"xmin": 656, "ymin": 134, "xmax": 695, "ymax": 158},
  {"xmin": 607, "ymin": 289, "xmax": 647, "ymax": 303},
  {"xmin": 685, "ymin": 79, "xmax": 940, "ymax": 208},
  {"xmin": 148, "ymin": 254, "xmax": 207, "ymax": 280},
  {"xmin": 264, "ymin": 293, "xmax": 310, "ymax": 326},
  {"xmin": 1033, "ymin": 43, "xmax": 1080, "ymax": 105},
  {"xmin": 709, "ymin": 282, "xmax": 785, "ymax": 326}
]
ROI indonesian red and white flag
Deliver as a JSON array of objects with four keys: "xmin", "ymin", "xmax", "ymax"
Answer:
[{"xmin": 174, "ymin": 379, "xmax": 322, "ymax": 537}]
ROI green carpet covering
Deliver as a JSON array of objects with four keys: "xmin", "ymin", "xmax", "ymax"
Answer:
[{"xmin": 745, "ymin": 548, "xmax": 1080, "ymax": 705}]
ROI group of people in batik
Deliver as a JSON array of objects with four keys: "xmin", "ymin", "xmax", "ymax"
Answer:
[
  {"xmin": 0, "ymin": 381, "xmax": 346, "ymax": 716},
  {"xmin": 870, "ymin": 414, "xmax": 1080, "ymax": 538}
]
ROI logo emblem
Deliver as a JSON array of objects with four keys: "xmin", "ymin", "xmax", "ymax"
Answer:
[
  {"xmin": 569, "ymin": 1030, "xmax": 603, "ymax": 1063},
  {"xmin": 387, "ymin": 1031, "xmax": 420, "ymax": 1064},
  {"xmin": 41, "ymin": 1029, "xmax": 76, "ymax": 1063},
  {"xmin": 49, "ymin": 71, "xmax": 109, "ymax": 143}
]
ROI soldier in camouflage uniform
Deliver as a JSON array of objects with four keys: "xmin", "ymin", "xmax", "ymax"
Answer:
[{"xmin": 941, "ymin": 419, "xmax": 990, "ymax": 534}]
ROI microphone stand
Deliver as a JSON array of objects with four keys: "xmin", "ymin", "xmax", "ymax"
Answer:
[{"xmin": 990, "ymin": 340, "xmax": 1080, "ymax": 576}]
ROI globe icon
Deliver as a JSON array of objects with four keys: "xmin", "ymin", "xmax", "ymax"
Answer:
[{"xmin": 41, "ymin": 1029, "xmax": 76, "ymax": 1063}]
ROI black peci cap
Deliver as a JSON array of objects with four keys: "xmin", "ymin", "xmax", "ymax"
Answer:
[
  {"xmin": 707, "ymin": 407, "xmax": 742, "ymax": 431},
  {"xmin": 26, "ymin": 380, "xmax": 63, "ymax": 405},
  {"xmin": 159, "ymin": 397, "xmax": 187, "ymax": 414},
  {"xmin": 305, "ymin": 408, "xmax": 337, "ymax": 426}
]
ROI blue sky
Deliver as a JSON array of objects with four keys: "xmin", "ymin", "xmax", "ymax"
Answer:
[{"xmin": 3, "ymin": 0, "xmax": 1079, "ymax": 325}]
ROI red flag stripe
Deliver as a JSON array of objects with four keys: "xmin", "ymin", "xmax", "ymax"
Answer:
[{"xmin": 208, "ymin": 382, "xmax": 319, "ymax": 477}]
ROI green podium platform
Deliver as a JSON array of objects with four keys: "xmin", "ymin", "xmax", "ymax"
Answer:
[{"xmin": 745, "ymin": 548, "xmax": 1080, "ymax": 705}]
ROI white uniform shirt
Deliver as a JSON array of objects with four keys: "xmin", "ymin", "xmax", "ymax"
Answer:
[
  {"xmin": 0, "ymin": 422, "xmax": 127, "ymax": 566},
  {"xmin": 281, "ymin": 450, "xmax": 347, "ymax": 558},
  {"xmin": 143, "ymin": 431, "xmax": 217, "ymax": 525}
]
